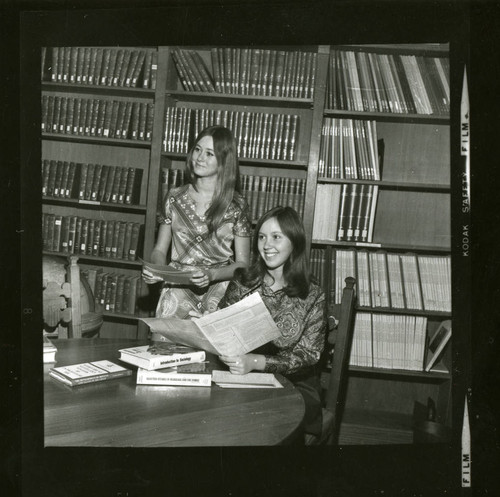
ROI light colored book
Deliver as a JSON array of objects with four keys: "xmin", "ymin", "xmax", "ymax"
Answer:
[
  {"xmin": 136, "ymin": 364, "xmax": 211, "ymax": 387},
  {"xmin": 425, "ymin": 320, "xmax": 451, "ymax": 372},
  {"xmin": 43, "ymin": 334, "xmax": 57, "ymax": 363},
  {"xmin": 212, "ymin": 370, "xmax": 283, "ymax": 389},
  {"xmin": 119, "ymin": 344, "xmax": 206, "ymax": 371},
  {"xmin": 140, "ymin": 258, "xmax": 196, "ymax": 285},
  {"xmin": 49, "ymin": 360, "xmax": 132, "ymax": 387}
]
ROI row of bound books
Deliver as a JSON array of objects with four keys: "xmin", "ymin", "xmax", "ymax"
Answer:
[
  {"xmin": 312, "ymin": 183, "xmax": 379, "ymax": 243},
  {"xmin": 329, "ymin": 248, "xmax": 451, "ymax": 312},
  {"xmin": 349, "ymin": 312, "xmax": 428, "ymax": 371},
  {"xmin": 163, "ymin": 106, "xmax": 300, "ymax": 162},
  {"xmin": 172, "ymin": 47, "xmax": 317, "ymax": 99},
  {"xmin": 41, "ymin": 96, "xmax": 155, "ymax": 141},
  {"xmin": 42, "ymin": 159, "xmax": 142, "ymax": 205},
  {"xmin": 94, "ymin": 271, "xmax": 141, "ymax": 315},
  {"xmin": 42, "ymin": 213, "xmax": 142, "ymax": 261},
  {"xmin": 42, "ymin": 46, "xmax": 158, "ymax": 89},
  {"xmin": 318, "ymin": 118, "xmax": 381, "ymax": 180},
  {"xmin": 328, "ymin": 49, "xmax": 450, "ymax": 115},
  {"xmin": 242, "ymin": 174, "xmax": 305, "ymax": 222}
]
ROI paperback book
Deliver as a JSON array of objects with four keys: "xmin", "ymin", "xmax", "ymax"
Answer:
[
  {"xmin": 119, "ymin": 343, "xmax": 206, "ymax": 371},
  {"xmin": 43, "ymin": 334, "xmax": 57, "ymax": 363},
  {"xmin": 136, "ymin": 362, "xmax": 212, "ymax": 386},
  {"xmin": 140, "ymin": 258, "xmax": 196, "ymax": 285},
  {"xmin": 212, "ymin": 370, "xmax": 283, "ymax": 389},
  {"xmin": 49, "ymin": 360, "xmax": 132, "ymax": 386}
]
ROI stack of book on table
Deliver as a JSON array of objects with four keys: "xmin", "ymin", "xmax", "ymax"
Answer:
[
  {"xmin": 119, "ymin": 343, "xmax": 212, "ymax": 387},
  {"xmin": 48, "ymin": 293, "xmax": 286, "ymax": 389}
]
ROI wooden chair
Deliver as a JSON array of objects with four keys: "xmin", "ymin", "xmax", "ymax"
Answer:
[
  {"xmin": 305, "ymin": 276, "xmax": 356, "ymax": 445},
  {"xmin": 43, "ymin": 255, "xmax": 103, "ymax": 338}
]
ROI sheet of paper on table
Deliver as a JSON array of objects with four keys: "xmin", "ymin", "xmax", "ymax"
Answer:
[
  {"xmin": 140, "ymin": 292, "xmax": 281, "ymax": 356},
  {"xmin": 212, "ymin": 370, "xmax": 283, "ymax": 388}
]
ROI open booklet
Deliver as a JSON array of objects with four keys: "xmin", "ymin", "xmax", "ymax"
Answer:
[
  {"xmin": 140, "ymin": 292, "xmax": 281, "ymax": 356},
  {"xmin": 140, "ymin": 258, "xmax": 196, "ymax": 285},
  {"xmin": 212, "ymin": 370, "xmax": 283, "ymax": 388}
]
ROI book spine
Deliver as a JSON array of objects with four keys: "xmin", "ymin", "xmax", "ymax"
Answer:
[
  {"xmin": 128, "ymin": 223, "xmax": 140, "ymax": 260},
  {"xmin": 92, "ymin": 219, "xmax": 102, "ymax": 257},
  {"xmin": 147, "ymin": 351, "xmax": 207, "ymax": 370},
  {"xmin": 124, "ymin": 167, "xmax": 137, "ymax": 204},
  {"xmin": 137, "ymin": 370, "xmax": 211, "ymax": 386}
]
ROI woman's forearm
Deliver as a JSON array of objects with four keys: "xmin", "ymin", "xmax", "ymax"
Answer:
[
  {"xmin": 150, "ymin": 247, "xmax": 167, "ymax": 265},
  {"xmin": 208, "ymin": 261, "xmax": 247, "ymax": 283}
]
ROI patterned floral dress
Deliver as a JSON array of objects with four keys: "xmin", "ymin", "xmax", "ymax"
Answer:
[
  {"xmin": 155, "ymin": 184, "xmax": 251, "ymax": 319},
  {"xmin": 218, "ymin": 277, "xmax": 326, "ymax": 435}
]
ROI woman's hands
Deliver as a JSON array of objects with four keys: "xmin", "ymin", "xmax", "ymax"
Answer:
[
  {"xmin": 219, "ymin": 354, "xmax": 263, "ymax": 375},
  {"xmin": 142, "ymin": 268, "xmax": 164, "ymax": 285},
  {"xmin": 190, "ymin": 269, "xmax": 212, "ymax": 289}
]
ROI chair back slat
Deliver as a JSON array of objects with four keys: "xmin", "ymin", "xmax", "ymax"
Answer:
[{"xmin": 324, "ymin": 276, "xmax": 356, "ymax": 444}]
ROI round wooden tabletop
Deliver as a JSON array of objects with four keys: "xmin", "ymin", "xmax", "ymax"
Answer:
[{"xmin": 44, "ymin": 338, "xmax": 306, "ymax": 447}]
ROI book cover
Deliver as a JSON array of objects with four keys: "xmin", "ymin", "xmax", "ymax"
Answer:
[
  {"xmin": 121, "ymin": 49, "xmax": 136, "ymax": 87},
  {"xmin": 121, "ymin": 101, "xmax": 133, "ymax": 139},
  {"xmin": 128, "ymin": 223, "xmax": 140, "ymax": 260},
  {"xmin": 43, "ymin": 334, "xmax": 57, "ymax": 364},
  {"xmin": 49, "ymin": 360, "xmax": 132, "ymax": 387},
  {"xmin": 58, "ymin": 97, "xmax": 68, "ymax": 134},
  {"xmin": 117, "ymin": 167, "xmax": 129, "ymax": 203},
  {"xmin": 119, "ymin": 344, "xmax": 206, "ymax": 371},
  {"xmin": 115, "ymin": 221, "xmax": 127, "ymax": 260},
  {"xmin": 130, "ymin": 102, "xmax": 141, "ymax": 140},
  {"xmin": 212, "ymin": 370, "xmax": 283, "ymax": 389},
  {"xmin": 150, "ymin": 51, "xmax": 158, "ymax": 89},
  {"xmin": 60, "ymin": 216, "xmax": 70, "ymax": 253},
  {"xmin": 91, "ymin": 219, "xmax": 102, "ymax": 257},
  {"xmin": 130, "ymin": 50, "xmax": 146, "ymax": 88},
  {"xmin": 136, "ymin": 364, "xmax": 212, "ymax": 387},
  {"xmin": 114, "ymin": 274, "xmax": 126, "ymax": 313},
  {"xmin": 140, "ymin": 259, "xmax": 196, "ymax": 285},
  {"xmin": 142, "ymin": 50, "xmax": 153, "ymax": 89}
]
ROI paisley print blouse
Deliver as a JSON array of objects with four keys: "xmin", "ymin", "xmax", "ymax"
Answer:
[{"xmin": 218, "ymin": 278, "xmax": 326, "ymax": 375}]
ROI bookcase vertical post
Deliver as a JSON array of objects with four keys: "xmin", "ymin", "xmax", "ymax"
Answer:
[{"xmin": 303, "ymin": 46, "xmax": 329, "ymax": 252}]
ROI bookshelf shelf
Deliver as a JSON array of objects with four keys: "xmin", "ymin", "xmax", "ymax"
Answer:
[
  {"xmin": 324, "ymin": 108, "xmax": 449, "ymax": 124},
  {"xmin": 312, "ymin": 239, "xmax": 450, "ymax": 253},
  {"xmin": 335, "ymin": 43, "xmax": 449, "ymax": 56},
  {"xmin": 42, "ymin": 133, "xmax": 152, "ymax": 149},
  {"xmin": 42, "ymin": 82, "xmax": 155, "ymax": 99},
  {"xmin": 160, "ymin": 151, "xmax": 309, "ymax": 169},
  {"xmin": 42, "ymin": 196, "xmax": 147, "ymax": 213},
  {"xmin": 166, "ymin": 90, "xmax": 314, "ymax": 108},
  {"xmin": 102, "ymin": 312, "xmax": 140, "ymax": 322},
  {"xmin": 348, "ymin": 366, "xmax": 451, "ymax": 381},
  {"xmin": 317, "ymin": 177, "xmax": 450, "ymax": 192},
  {"xmin": 355, "ymin": 306, "xmax": 451, "ymax": 318},
  {"xmin": 43, "ymin": 251, "xmax": 142, "ymax": 269}
]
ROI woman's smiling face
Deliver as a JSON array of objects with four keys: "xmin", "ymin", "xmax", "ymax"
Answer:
[
  {"xmin": 257, "ymin": 217, "xmax": 293, "ymax": 272},
  {"xmin": 191, "ymin": 135, "xmax": 218, "ymax": 178}
]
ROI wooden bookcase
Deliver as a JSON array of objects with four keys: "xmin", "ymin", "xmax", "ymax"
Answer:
[
  {"xmin": 313, "ymin": 44, "xmax": 452, "ymax": 444},
  {"xmin": 40, "ymin": 44, "xmax": 452, "ymax": 443}
]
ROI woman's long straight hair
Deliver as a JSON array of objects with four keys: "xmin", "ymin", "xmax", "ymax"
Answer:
[
  {"xmin": 238, "ymin": 206, "xmax": 310, "ymax": 298},
  {"xmin": 185, "ymin": 126, "xmax": 242, "ymax": 233}
]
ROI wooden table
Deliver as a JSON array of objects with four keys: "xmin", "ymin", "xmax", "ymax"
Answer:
[{"xmin": 44, "ymin": 338, "xmax": 305, "ymax": 447}]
